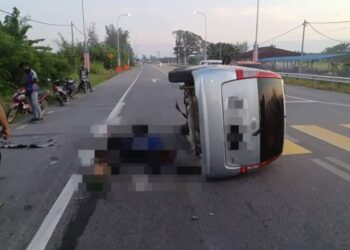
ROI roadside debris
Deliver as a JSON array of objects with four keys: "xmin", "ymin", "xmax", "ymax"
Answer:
[
  {"xmin": 74, "ymin": 197, "xmax": 88, "ymax": 202},
  {"xmin": 0, "ymin": 139, "xmax": 55, "ymax": 149},
  {"xmin": 24, "ymin": 205, "xmax": 33, "ymax": 211},
  {"xmin": 49, "ymin": 156, "xmax": 59, "ymax": 165},
  {"xmin": 191, "ymin": 215, "xmax": 199, "ymax": 221}
]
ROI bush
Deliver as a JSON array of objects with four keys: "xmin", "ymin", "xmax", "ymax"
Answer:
[{"xmin": 90, "ymin": 62, "xmax": 104, "ymax": 74}]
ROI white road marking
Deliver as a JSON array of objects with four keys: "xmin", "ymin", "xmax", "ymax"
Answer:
[
  {"xmin": 47, "ymin": 111, "xmax": 54, "ymax": 114},
  {"xmin": 27, "ymin": 68, "xmax": 144, "ymax": 250},
  {"xmin": 26, "ymin": 174, "xmax": 82, "ymax": 250},
  {"xmin": 311, "ymin": 159, "xmax": 350, "ymax": 183},
  {"xmin": 286, "ymin": 100, "xmax": 315, "ymax": 103},
  {"xmin": 107, "ymin": 68, "xmax": 144, "ymax": 124},
  {"xmin": 16, "ymin": 124, "xmax": 27, "ymax": 130},
  {"xmin": 95, "ymin": 103, "xmax": 116, "ymax": 106},
  {"xmin": 326, "ymin": 157, "xmax": 350, "ymax": 172},
  {"xmin": 286, "ymin": 95, "xmax": 312, "ymax": 101},
  {"xmin": 286, "ymin": 95, "xmax": 350, "ymax": 107}
]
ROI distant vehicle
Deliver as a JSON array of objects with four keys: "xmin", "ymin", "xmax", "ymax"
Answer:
[
  {"xmin": 199, "ymin": 60, "xmax": 222, "ymax": 65},
  {"xmin": 236, "ymin": 61, "xmax": 268, "ymax": 70}
]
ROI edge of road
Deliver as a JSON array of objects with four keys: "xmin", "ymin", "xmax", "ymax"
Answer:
[{"xmin": 25, "ymin": 66, "xmax": 145, "ymax": 250}]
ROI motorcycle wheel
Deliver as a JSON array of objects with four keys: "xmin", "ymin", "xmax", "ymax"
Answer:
[
  {"xmin": 6, "ymin": 108, "xmax": 17, "ymax": 124},
  {"xmin": 83, "ymin": 83, "xmax": 87, "ymax": 93},
  {"xmin": 56, "ymin": 95, "xmax": 64, "ymax": 106},
  {"xmin": 40, "ymin": 99, "xmax": 48, "ymax": 114}
]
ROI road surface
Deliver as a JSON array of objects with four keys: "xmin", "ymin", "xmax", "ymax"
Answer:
[{"xmin": 0, "ymin": 64, "xmax": 349, "ymax": 250}]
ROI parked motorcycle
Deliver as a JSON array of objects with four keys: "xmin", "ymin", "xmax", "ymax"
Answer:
[
  {"xmin": 79, "ymin": 75, "xmax": 88, "ymax": 93},
  {"xmin": 52, "ymin": 80, "xmax": 69, "ymax": 106},
  {"xmin": 7, "ymin": 88, "xmax": 49, "ymax": 123},
  {"xmin": 64, "ymin": 79, "xmax": 78, "ymax": 97}
]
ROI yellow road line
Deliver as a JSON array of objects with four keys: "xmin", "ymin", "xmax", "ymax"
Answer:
[
  {"xmin": 283, "ymin": 139, "xmax": 311, "ymax": 155},
  {"xmin": 292, "ymin": 125, "xmax": 350, "ymax": 152},
  {"xmin": 341, "ymin": 124, "xmax": 350, "ymax": 129}
]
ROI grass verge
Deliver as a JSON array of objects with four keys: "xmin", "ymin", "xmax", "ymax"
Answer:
[{"xmin": 284, "ymin": 77, "xmax": 350, "ymax": 95}]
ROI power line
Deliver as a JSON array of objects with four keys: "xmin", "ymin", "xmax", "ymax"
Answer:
[
  {"xmin": 0, "ymin": 9, "xmax": 70, "ymax": 27},
  {"xmin": 260, "ymin": 24, "xmax": 302, "ymax": 44},
  {"xmin": 309, "ymin": 20, "xmax": 350, "ymax": 25},
  {"xmin": 72, "ymin": 23, "xmax": 85, "ymax": 36},
  {"xmin": 308, "ymin": 23, "xmax": 350, "ymax": 43}
]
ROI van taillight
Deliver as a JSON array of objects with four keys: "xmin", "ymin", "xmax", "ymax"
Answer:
[{"xmin": 235, "ymin": 69, "xmax": 281, "ymax": 80}]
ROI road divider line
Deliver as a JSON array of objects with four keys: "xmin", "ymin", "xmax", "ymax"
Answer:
[
  {"xmin": 326, "ymin": 157, "xmax": 350, "ymax": 172},
  {"xmin": 286, "ymin": 95, "xmax": 313, "ymax": 102},
  {"xmin": 286, "ymin": 95, "xmax": 350, "ymax": 107},
  {"xmin": 26, "ymin": 174, "xmax": 82, "ymax": 250},
  {"xmin": 283, "ymin": 139, "xmax": 311, "ymax": 155},
  {"xmin": 285, "ymin": 100, "xmax": 315, "ymax": 103},
  {"xmin": 107, "ymin": 67, "xmax": 144, "ymax": 124},
  {"xmin": 341, "ymin": 124, "xmax": 350, "ymax": 129},
  {"xmin": 292, "ymin": 125, "xmax": 350, "ymax": 152},
  {"xmin": 311, "ymin": 159, "xmax": 350, "ymax": 183}
]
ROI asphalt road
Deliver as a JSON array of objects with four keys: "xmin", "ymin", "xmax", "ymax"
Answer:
[{"xmin": 0, "ymin": 64, "xmax": 349, "ymax": 250}]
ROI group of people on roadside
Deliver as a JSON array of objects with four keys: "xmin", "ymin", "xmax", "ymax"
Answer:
[{"xmin": 17, "ymin": 62, "xmax": 92, "ymax": 124}]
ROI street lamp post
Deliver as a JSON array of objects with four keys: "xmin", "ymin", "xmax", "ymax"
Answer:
[
  {"xmin": 117, "ymin": 13, "xmax": 130, "ymax": 68},
  {"xmin": 253, "ymin": 0, "xmax": 260, "ymax": 61},
  {"xmin": 194, "ymin": 11, "xmax": 207, "ymax": 61},
  {"xmin": 81, "ymin": 0, "xmax": 90, "ymax": 70}
]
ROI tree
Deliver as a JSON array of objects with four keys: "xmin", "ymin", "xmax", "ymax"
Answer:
[
  {"xmin": 87, "ymin": 23, "xmax": 99, "ymax": 47},
  {"xmin": 323, "ymin": 43, "xmax": 350, "ymax": 54},
  {"xmin": 0, "ymin": 7, "xmax": 70, "ymax": 94},
  {"xmin": 207, "ymin": 42, "xmax": 240, "ymax": 60},
  {"xmin": 172, "ymin": 30, "xmax": 203, "ymax": 63}
]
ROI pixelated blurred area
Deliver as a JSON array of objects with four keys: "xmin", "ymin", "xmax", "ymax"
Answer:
[{"xmin": 78, "ymin": 124, "xmax": 203, "ymax": 193}]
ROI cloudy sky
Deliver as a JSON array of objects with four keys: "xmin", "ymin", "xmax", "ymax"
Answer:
[{"xmin": 1, "ymin": 0, "xmax": 350, "ymax": 56}]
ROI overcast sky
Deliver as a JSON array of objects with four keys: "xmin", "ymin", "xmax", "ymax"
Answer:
[{"xmin": 1, "ymin": 0, "xmax": 350, "ymax": 57}]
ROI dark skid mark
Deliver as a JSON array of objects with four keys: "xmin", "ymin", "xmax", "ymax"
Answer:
[{"xmin": 57, "ymin": 195, "xmax": 98, "ymax": 250}]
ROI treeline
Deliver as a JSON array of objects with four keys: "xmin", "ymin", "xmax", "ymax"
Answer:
[
  {"xmin": 172, "ymin": 30, "xmax": 249, "ymax": 64},
  {"xmin": 0, "ymin": 7, "xmax": 134, "ymax": 97}
]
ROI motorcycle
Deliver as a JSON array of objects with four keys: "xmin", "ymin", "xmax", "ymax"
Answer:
[
  {"xmin": 52, "ymin": 80, "xmax": 69, "ymax": 106},
  {"xmin": 79, "ymin": 75, "xmax": 88, "ymax": 93},
  {"xmin": 7, "ymin": 88, "xmax": 49, "ymax": 123},
  {"xmin": 64, "ymin": 79, "xmax": 78, "ymax": 97}
]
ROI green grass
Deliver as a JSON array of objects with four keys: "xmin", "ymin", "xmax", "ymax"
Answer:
[{"xmin": 284, "ymin": 77, "xmax": 350, "ymax": 94}]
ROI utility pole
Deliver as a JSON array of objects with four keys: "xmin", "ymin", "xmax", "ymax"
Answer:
[
  {"xmin": 70, "ymin": 22, "xmax": 76, "ymax": 73},
  {"xmin": 253, "ymin": 0, "xmax": 260, "ymax": 61},
  {"xmin": 81, "ymin": 0, "xmax": 90, "ymax": 70},
  {"xmin": 300, "ymin": 20, "xmax": 307, "ymax": 73},
  {"xmin": 219, "ymin": 43, "xmax": 222, "ymax": 60},
  {"xmin": 184, "ymin": 37, "xmax": 187, "ymax": 65}
]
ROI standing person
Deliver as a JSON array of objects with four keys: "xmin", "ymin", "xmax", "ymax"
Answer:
[
  {"xmin": 79, "ymin": 66, "xmax": 93, "ymax": 92},
  {"xmin": 0, "ymin": 104, "xmax": 11, "ymax": 208},
  {"xmin": 20, "ymin": 62, "xmax": 43, "ymax": 123}
]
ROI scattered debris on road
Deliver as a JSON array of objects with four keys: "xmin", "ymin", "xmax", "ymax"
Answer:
[
  {"xmin": 191, "ymin": 215, "xmax": 199, "ymax": 221},
  {"xmin": 24, "ymin": 205, "xmax": 33, "ymax": 211},
  {"xmin": 209, "ymin": 212, "xmax": 214, "ymax": 216},
  {"xmin": 0, "ymin": 139, "xmax": 55, "ymax": 149},
  {"xmin": 49, "ymin": 156, "xmax": 59, "ymax": 165}
]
